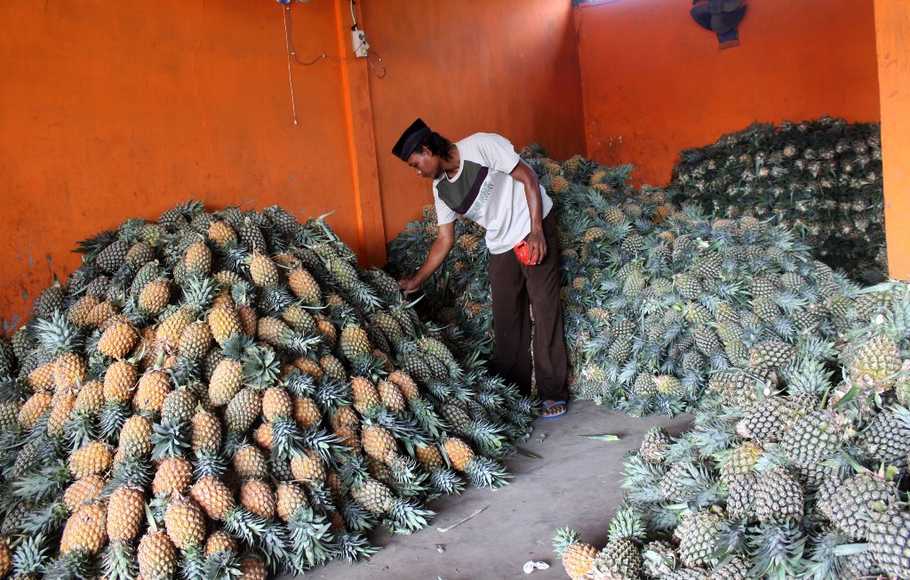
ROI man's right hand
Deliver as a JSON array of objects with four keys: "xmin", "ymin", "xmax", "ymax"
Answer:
[{"xmin": 398, "ymin": 276, "xmax": 423, "ymax": 294}]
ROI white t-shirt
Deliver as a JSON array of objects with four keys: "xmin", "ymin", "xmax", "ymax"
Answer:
[{"xmin": 432, "ymin": 133, "xmax": 553, "ymax": 255}]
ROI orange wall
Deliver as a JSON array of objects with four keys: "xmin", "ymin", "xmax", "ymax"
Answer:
[
  {"xmin": 874, "ymin": 0, "xmax": 910, "ymax": 280},
  {"xmin": 362, "ymin": 0, "xmax": 586, "ymax": 241},
  {"xmin": 575, "ymin": 0, "xmax": 882, "ymax": 186},
  {"xmin": 0, "ymin": 1, "xmax": 362, "ymax": 331}
]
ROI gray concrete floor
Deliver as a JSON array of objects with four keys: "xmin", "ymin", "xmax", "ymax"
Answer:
[{"xmin": 296, "ymin": 402, "xmax": 692, "ymax": 580}]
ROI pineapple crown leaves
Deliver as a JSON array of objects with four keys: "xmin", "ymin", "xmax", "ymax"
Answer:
[
  {"xmin": 104, "ymin": 453, "xmax": 153, "ymax": 494},
  {"xmin": 44, "ymin": 548, "xmax": 97, "ymax": 580},
  {"xmin": 180, "ymin": 273, "xmax": 220, "ymax": 313},
  {"xmin": 286, "ymin": 506, "xmax": 337, "ymax": 571},
  {"xmin": 11, "ymin": 459, "xmax": 71, "ymax": 503},
  {"xmin": 12, "ymin": 532, "xmax": 51, "ymax": 577},
  {"xmin": 747, "ymin": 522, "xmax": 808, "ymax": 580},
  {"xmin": 151, "ymin": 420, "xmax": 192, "ymax": 461},
  {"xmin": 552, "ymin": 527, "xmax": 586, "ymax": 558},
  {"xmin": 193, "ymin": 449, "xmax": 229, "ymax": 480},
  {"xmin": 32, "ymin": 310, "xmax": 83, "ymax": 356},
  {"xmin": 333, "ymin": 532, "xmax": 380, "ymax": 563},
  {"xmin": 241, "ymin": 344, "xmax": 281, "ymax": 391},
  {"xmin": 607, "ymin": 506, "xmax": 647, "ymax": 544},
  {"xmin": 203, "ymin": 551, "xmax": 244, "ymax": 580},
  {"xmin": 281, "ymin": 369, "xmax": 317, "ymax": 398},
  {"xmin": 21, "ymin": 499, "xmax": 69, "ymax": 537},
  {"xmin": 385, "ymin": 498, "xmax": 434, "ymax": 535}
]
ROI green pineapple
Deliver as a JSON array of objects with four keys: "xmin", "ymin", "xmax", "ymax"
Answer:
[{"xmin": 591, "ymin": 508, "xmax": 644, "ymax": 580}]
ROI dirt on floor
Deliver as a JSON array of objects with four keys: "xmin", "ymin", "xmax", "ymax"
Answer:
[{"xmin": 298, "ymin": 401, "xmax": 693, "ymax": 580}]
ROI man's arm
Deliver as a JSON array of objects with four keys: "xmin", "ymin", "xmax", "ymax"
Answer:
[
  {"xmin": 399, "ymin": 221, "xmax": 455, "ymax": 293},
  {"xmin": 510, "ymin": 160, "xmax": 547, "ymax": 265}
]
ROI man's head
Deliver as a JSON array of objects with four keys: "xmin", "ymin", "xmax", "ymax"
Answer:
[{"xmin": 392, "ymin": 118, "xmax": 453, "ymax": 179}]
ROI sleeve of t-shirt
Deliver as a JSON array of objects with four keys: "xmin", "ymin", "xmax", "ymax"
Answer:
[
  {"xmin": 474, "ymin": 133, "xmax": 522, "ymax": 174},
  {"xmin": 433, "ymin": 186, "xmax": 457, "ymax": 225}
]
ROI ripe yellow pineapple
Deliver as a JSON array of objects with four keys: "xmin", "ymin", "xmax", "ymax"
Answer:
[
  {"xmin": 86, "ymin": 300, "xmax": 119, "ymax": 327},
  {"xmin": 67, "ymin": 295, "xmax": 104, "ymax": 328},
  {"xmin": 190, "ymin": 476, "xmax": 236, "ymax": 521},
  {"xmin": 53, "ymin": 352, "xmax": 86, "ymax": 390},
  {"xmin": 117, "ymin": 415, "xmax": 153, "ymax": 459},
  {"xmin": 107, "ymin": 486, "xmax": 145, "ymax": 542},
  {"xmin": 253, "ymin": 422, "xmax": 273, "ymax": 451},
  {"xmin": 69, "ymin": 441, "xmax": 114, "ymax": 479},
  {"xmin": 103, "ymin": 360, "xmax": 138, "ymax": 403},
  {"xmin": 377, "ymin": 380, "xmax": 406, "ymax": 413},
  {"xmin": 314, "ymin": 314, "xmax": 337, "ymax": 347},
  {"xmin": 60, "ymin": 503, "xmax": 107, "ymax": 555},
  {"xmin": 178, "ymin": 320, "xmax": 213, "ymax": 360},
  {"xmin": 208, "ymin": 358, "xmax": 243, "ymax": 407},
  {"xmin": 138, "ymin": 531, "xmax": 178, "ymax": 579},
  {"xmin": 240, "ymin": 556, "xmax": 268, "ymax": 580},
  {"xmin": 191, "ymin": 408, "xmax": 223, "ymax": 454},
  {"xmin": 0, "ymin": 538, "xmax": 10, "ymax": 578},
  {"xmin": 164, "ymin": 497, "xmax": 207, "ymax": 550},
  {"xmin": 415, "ymin": 444, "xmax": 445, "ymax": 470},
  {"xmin": 74, "ymin": 380, "xmax": 104, "ymax": 414},
  {"xmin": 157, "ymin": 307, "xmax": 194, "ymax": 350},
  {"xmin": 290, "ymin": 450, "xmax": 326, "ymax": 483},
  {"xmin": 63, "ymin": 475, "xmax": 106, "ymax": 512},
  {"xmin": 204, "ymin": 530, "xmax": 238, "ymax": 556},
  {"xmin": 133, "ymin": 370, "xmax": 171, "ymax": 415},
  {"xmin": 331, "ymin": 405, "xmax": 361, "ymax": 451},
  {"xmin": 138, "ymin": 279, "xmax": 171, "ymax": 314},
  {"xmin": 293, "ymin": 396, "xmax": 322, "ymax": 429},
  {"xmin": 443, "ymin": 437, "xmax": 475, "ymax": 472},
  {"xmin": 48, "ymin": 389, "xmax": 76, "ymax": 436},
  {"xmin": 319, "ymin": 353, "xmax": 347, "ymax": 381},
  {"xmin": 262, "ymin": 387, "xmax": 293, "ymax": 422},
  {"xmin": 351, "ymin": 377, "xmax": 381, "ymax": 415},
  {"xmin": 388, "ymin": 370, "xmax": 420, "ymax": 401},
  {"xmin": 553, "ymin": 528, "xmax": 598, "ymax": 580},
  {"xmin": 27, "ymin": 361, "xmax": 55, "ymax": 393},
  {"xmin": 19, "ymin": 391, "xmax": 52, "ymax": 429},
  {"xmin": 293, "ymin": 356, "xmax": 323, "ymax": 380},
  {"xmin": 276, "ymin": 482, "xmax": 308, "ymax": 522},
  {"xmin": 98, "ymin": 320, "xmax": 139, "ymax": 360},
  {"xmin": 288, "ymin": 267, "xmax": 323, "ymax": 306},
  {"xmin": 240, "ymin": 479, "xmax": 276, "ymax": 519},
  {"xmin": 233, "ymin": 445, "xmax": 269, "ymax": 480},
  {"xmin": 207, "ymin": 220, "xmax": 237, "ymax": 248},
  {"xmin": 208, "ymin": 303, "xmax": 243, "ymax": 347},
  {"xmin": 152, "ymin": 457, "xmax": 194, "ymax": 496},
  {"xmin": 362, "ymin": 424, "xmax": 398, "ymax": 465},
  {"xmin": 249, "ymin": 251, "xmax": 280, "ymax": 287},
  {"xmin": 184, "ymin": 240, "xmax": 213, "ymax": 275}
]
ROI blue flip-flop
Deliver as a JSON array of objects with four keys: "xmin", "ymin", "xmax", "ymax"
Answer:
[{"xmin": 541, "ymin": 400, "xmax": 567, "ymax": 420}]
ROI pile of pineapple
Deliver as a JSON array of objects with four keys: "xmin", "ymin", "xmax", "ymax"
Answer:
[
  {"xmin": 672, "ymin": 116, "xmax": 886, "ymax": 282},
  {"xmin": 554, "ymin": 282, "xmax": 910, "ymax": 580},
  {"xmin": 0, "ymin": 202, "xmax": 534, "ymax": 578},
  {"xmin": 389, "ymin": 147, "xmax": 860, "ymax": 416}
]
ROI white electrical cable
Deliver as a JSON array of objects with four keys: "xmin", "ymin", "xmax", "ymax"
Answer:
[{"xmin": 350, "ymin": 0, "xmax": 358, "ymax": 28}]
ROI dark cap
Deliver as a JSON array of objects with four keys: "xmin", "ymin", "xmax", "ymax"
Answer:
[{"xmin": 392, "ymin": 118, "xmax": 432, "ymax": 161}]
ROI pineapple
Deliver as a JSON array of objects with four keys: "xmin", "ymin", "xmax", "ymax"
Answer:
[
  {"xmin": 138, "ymin": 279, "xmax": 171, "ymax": 314},
  {"xmin": 592, "ymin": 508, "xmax": 644, "ymax": 580},
  {"xmin": 287, "ymin": 267, "xmax": 323, "ymax": 306},
  {"xmin": 190, "ymin": 408, "xmax": 222, "ymax": 454},
  {"xmin": 103, "ymin": 360, "xmax": 138, "ymax": 403},
  {"xmin": 133, "ymin": 370, "xmax": 172, "ymax": 415},
  {"xmin": 107, "ymin": 486, "xmax": 145, "ymax": 542},
  {"xmin": 207, "ymin": 303, "xmax": 243, "ymax": 347},
  {"xmin": 818, "ymin": 471, "xmax": 898, "ymax": 539},
  {"xmin": 60, "ymin": 503, "xmax": 107, "ymax": 555},
  {"xmin": 290, "ymin": 450, "xmax": 327, "ymax": 483},
  {"xmin": 349, "ymin": 477, "xmax": 432, "ymax": 532},
  {"xmin": 674, "ymin": 510, "xmax": 723, "ymax": 568},
  {"xmin": 63, "ymin": 475, "xmax": 106, "ymax": 512},
  {"xmin": 377, "ymin": 379, "xmax": 406, "ymax": 413},
  {"xmin": 351, "ymin": 376, "xmax": 381, "ymax": 415},
  {"xmin": 752, "ymin": 468, "xmax": 804, "ymax": 523},
  {"xmin": 152, "ymin": 457, "xmax": 194, "ymax": 496},
  {"xmin": 209, "ymin": 357, "xmax": 243, "ymax": 407},
  {"xmin": 276, "ymin": 482, "xmax": 308, "ymax": 522},
  {"xmin": 868, "ymin": 502, "xmax": 910, "ymax": 578},
  {"xmin": 639, "ymin": 426, "xmax": 670, "ymax": 464},
  {"xmin": 224, "ymin": 387, "xmax": 261, "ymax": 434},
  {"xmin": 18, "ymin": 391, "xmax": 52, "ymax": 429},
  {"xmin": 848, "ymin": 334, "xmax": 902, "ymax": 393},
  {"xmin": 190, "ymin": 476, "xmax": 236, "ymax": 521},
  {"xmin": 184, "ymin": 240, "xmax": 213, "ymax": 275},
  {"xmin": 262, "ymin": 387, "xmax": 293, "ymax": 422},
  {"xmin": 208, "ymin": 220, "xmax": 237, "ymax": 247},
  {"xmin": 98, "ymin": 320, "xmax": 139, "ymax": 359},
  {"xmin": 239, "ymin": 479, "xmax": 276, "ymax": 519},
  {"xmin": 204, "ymin": 530, "xmax": 238, "ymax": 556},
  {"xmin": 164, "ymin": 497, "xmax": 207, "ymax": 550},
  {"xmin": 69, "ymin": 441, "xmax": 114, "ymax": 479},
  {"xmin": 443, "ymin": 437, "xmax": 509, "ymax": 488},
  {"xmin": 178, "ymin": 320, "xmax": 213, "ymax": 361},
  {"xmin": 240, "ymin": 556, "xmax": 268, "ymax": 580},
  {"xmin": 233, "ymin": 445, "xmax": 270, "ymax": 480},
  {"xmin": 249, "ymin": 251, "xmax": 280, "ymax": 287},
  {"xmin": 117, "ymin": 414, "xmax": 153, "ymax": 459},
  {"xmin": 780, "ymin": 409, "xmax": 846, "ymax": 468},
  {"xmin": 137, "ymin": 530, "xmax": 178, "ymax": 579},
  {"xmin": 293, "ymin": 396, "xmax": 322, "ymax": 429},
  {"xmin": 553, "ymin": 528, "xmax": 598, "ymax": 580}
]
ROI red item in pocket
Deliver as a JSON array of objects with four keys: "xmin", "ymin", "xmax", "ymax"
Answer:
[{"xmin": 513, "ymin": 241, "xmax": 535, "ymax": 266}]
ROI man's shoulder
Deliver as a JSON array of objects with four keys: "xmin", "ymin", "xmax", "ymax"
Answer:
[{"xmin": 457, "ymin": 132, "xmax": 505, "ymax": 147}]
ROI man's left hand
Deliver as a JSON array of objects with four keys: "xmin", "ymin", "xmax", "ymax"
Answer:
[{"xmin": 525, "ymin": 229, "xmax": 547, "ymax": 265}]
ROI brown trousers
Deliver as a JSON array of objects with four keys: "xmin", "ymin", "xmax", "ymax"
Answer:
[{"xmin": 488, "ymin": 212, "xmax": 569, "ymax": 401}]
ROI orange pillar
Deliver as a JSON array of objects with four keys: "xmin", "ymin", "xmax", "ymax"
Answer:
[
  {"xmin": 334, "ymin": 0, "xmax": 386, "ymax": 265},
  {"xmin": 874, "ymin": 0, "xmax": 910, "ymax": 280}
]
